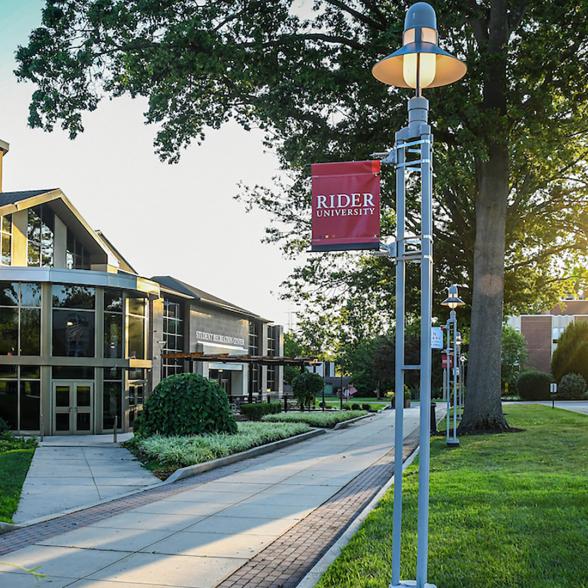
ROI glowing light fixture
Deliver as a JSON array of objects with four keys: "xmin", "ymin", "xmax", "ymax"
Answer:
[{"xmin": 372, "ymin": 2, "xmax": 466, "ymax": 92}]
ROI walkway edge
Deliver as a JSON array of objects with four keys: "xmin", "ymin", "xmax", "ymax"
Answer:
[
  {"xmin": 165, "ymin": 428, "xmax": 326, "ymax": 483},
  {"xmin": 332, "ymin": 413, "xmax": 374, "ymax": 430},
  {"xmin": 295, "ymin": 443, "xmax": 421, "ymax": 588},
  {"xmin": 8, "ymin": 428, "xmax": 325, "ymax": 531}
]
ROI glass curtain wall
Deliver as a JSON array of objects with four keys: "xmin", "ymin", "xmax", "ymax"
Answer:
[
  {"xmin": 267, "ymin": 325, "xmax": 277, "ymax": 392},
  {"xmin": 0, "ymin": 365, "xmax": 40, "ymax": 431},
  {"xmin": 27, "ymin": 205, "xmax": 54, "ymax": 267},
  {"xmin": 52, "ymin": 285, "xmax": 96, "ymax": 357},
  {"xmin": 66, "ymin": 231, "xmax": 90, "ymax": 270},
  {"xmin": 127, "ymin": 296, "xmax": 147, "ymax": 360},
  {"xmin": 162, "ymin": 299, "xmax": 184, "ymax": 378},
  {"xmin": 1, "ymin": 215, "xmax": 11, "ymax": 265},
  {"xmin": 0, "ymin": 282, "xmax": 41, "ymax": 356},
  {"xmin": 248, "ymin": 321, "xmax": 260, "ymax": 400},
  {"xmin": 103, "ymin": 367, "xmax": 122, "ymax": 430},
  {"xmin": 104, "ymin": 289, "xmax": 123, "ymax": 359}
]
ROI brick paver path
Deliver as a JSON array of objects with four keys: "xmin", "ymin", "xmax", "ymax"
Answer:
[{"xmin": 0, "ymin": 410, "xmax": 422, "ymax": 588}]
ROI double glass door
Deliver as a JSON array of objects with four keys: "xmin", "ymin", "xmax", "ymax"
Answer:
[{"xmin": 53, "ymin": 382, "xmax": 93, "ymax": 434}]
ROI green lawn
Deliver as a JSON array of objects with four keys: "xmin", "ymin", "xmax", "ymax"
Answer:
[
  {"xmin": 262, "ymin": 410, "xmax": 367, "ymax": 428},
  {"xmin": 127, "ymin": 421, "xmax": 311, "ymax": 478},
  {"xmin": 0, "ymin": 436, "xmax": 36, "ymax": 523},
  {"xmin": 316, "ymin": 405, "xmax": 588, "ymax": 588}
]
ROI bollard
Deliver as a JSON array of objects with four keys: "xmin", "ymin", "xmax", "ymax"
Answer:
[
  {"xmin": 430, "ymin": 402, "xmax": 437, "ymax": 435},
  {"xmin": 113, "ymin": 415, "xmax": 118, "ymax": 444}
]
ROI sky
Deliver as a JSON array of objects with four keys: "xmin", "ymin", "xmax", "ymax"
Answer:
[{"xmin": 0, "ymin": 1, "xmax": 300, "ymax": 328}]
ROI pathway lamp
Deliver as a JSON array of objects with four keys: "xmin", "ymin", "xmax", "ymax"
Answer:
[{"xmin": 371, "ymin": 3, "xmax": 466, "ymax": 587}]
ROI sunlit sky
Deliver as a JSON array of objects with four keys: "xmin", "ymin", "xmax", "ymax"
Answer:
[{"xmin": 0, "ymin": 1, "xmax": 301, "ymax": 327}]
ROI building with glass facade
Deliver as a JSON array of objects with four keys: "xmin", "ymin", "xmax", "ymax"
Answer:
[{"xmin": 0, "ymin": 144, "xmax": 283, "ymax": 435}]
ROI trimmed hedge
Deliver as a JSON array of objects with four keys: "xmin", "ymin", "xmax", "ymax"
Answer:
[
  {"xmin": 137, "ymin": 373, "xmax": 237, "ymax": 437},
  {"xmin": 517, "ymin": 370, "xmax": 552, "ymax": 400},
  {"xmin": 240, "ymin": 401, "xmax": 282, "ymax": 421},
  {"xmin": 262, "ymin": 410, "xmax": 367, "ymax": 428},
  {"xmin": 558, "ymin": 373, "xmax": 587, "ymax": 400}
]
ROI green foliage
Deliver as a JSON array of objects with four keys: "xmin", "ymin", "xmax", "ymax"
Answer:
[
  {"xmin": 516, "ymin": 370, "xmax": 552, "ymax": 401},
  {"xmin": 138, "ymin": 373, "xmax": 237, "ymax": 437},
  {"xmin": 0, "ymin": 436, "xmax": 36, "ymax": 522},
  {"xmin": 316, "ymin": 406, "xmax": 588, "ymax": 588},
  {"xmin": 130, "ymin": 421, "xmax": 310, "ymax": 472},
  {"xmin": 351, "ymin": 403, "xmax": 361, "ymax": 410},
  {"xmin": 501, "ymin": 325, "xmax": 528, "ymax": 393},
  {"xmin": 292, "ymin": 371, "xmax": 324, "ymax": 409},
  {"xmin": 557, "ymin": 373, "xmax": 587, "ymax": 400},
  {"xmin": 240, "ymin": 401, "xmax": 282, "ymax": 421},
  {"xmin": 361, "ymin": 403, "xmax": 371, "ymax": 412},
  {"xmin": 551, "ymin": 321, "xmax": 588, "ymax": 383},
  {"xmin": 0, "ymin": 417, "xmax": 9, "ymax": 435},
  {"xmin": 262, "ymin": 410, "xmax": 367, "ymax": 428}
]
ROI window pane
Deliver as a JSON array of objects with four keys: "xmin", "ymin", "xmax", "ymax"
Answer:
[
  {"xmin": 55, "ymin": 412, "xmax": 69, "ymax": 431},
  {"xmin": 20, "ymin": 308, "xmax": 41, "ymax": 355},
  {"xmin": 0, "ymin": 307, "xmax": 18, "ymax": 355},
  {"xmin": 76, "ymin": 386, "xmax": 91, "ymax": 407},
  {"xmin": 52, "ymin": 285, "xmax": 95, "ymax": 309},
  {"xmin": 27, "ymin": 239, "xmax": 40, "ymax": 266},
  {"xmin": 127, "ymin": 368, "xmax": 145, "ymax": 381},
  {"xmin": 0, "ymin": 365, "xmax": 17, "ymax": 378},
  {"xmin": 1, "ymin": 215, "xmax": 10, "ymax": 234},
  {"xmin": 20, "ymin": 284, "xmax": 41, "ymax": 307},
  {"xmin": 104, "ymin": 312, "xmax": 123, "ymax": 358},
  {"xmin": 127, "ymin": 315, "xmax": 145, "ymax": 359},
  {"xmin": 0, "ymin": 283, "xmax": 18, "ymax": 306},
  {"xmin": 104, "ymin": 367, "xmax": 122, "ymax": 381},
  {"xmin": 103, "ymin": 381, "xmax": 122, "ymax": 429},
  {"xmin": 27, "ymin": 208, "xmax": 41, "ymax": 242},
  {"xmin": 20, "ymin": 380, "xmax": 40, "ymax": 430},
  {"xmin": 77, "ymin": 412, "xmax": 91, "ymax": 431},
  {"xmin": 52, "ymin": 366, "xmax": 94, "ymax": 380},
  {"xmin": 41, "ymin": 240, "xmax": 54, "ymax": 267},
  {"xmin": 0, "ymin": 380, "xmax": 18, "ymax": 429},
  {"xmin": 55, "ymin": 385, "xmax": 70, "ymax": 407},
  {"xmin": 104, "ymin": 290, "xmax": 123, "ymax": 312},
  {"xmin": 128, "ymin": 297, "xmax": 146, "ymax": 316},
  {"xmin": 1, "ymin": 232, "xmax": 10, "ymax": 265},
  {"xmin": 52, "ymin": 309, "xmax": 95, "ymax": 357},
  {"xmin": 21, "ymin": 365, "xmax": 40, "ymax": 379}
]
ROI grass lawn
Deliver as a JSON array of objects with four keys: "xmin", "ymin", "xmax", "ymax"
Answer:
[
  {"xmin": 316, "ymin": 405, "xmax": 588, "ymax": 588},
  {"xmin": 127, "ymin": 421, "xmax": 311, "ymax": 478},
  {"xmin": 0, "ymin": 436, "xmax": 36, "ymax": 523},
  {"xmin": 262, "ymin": 410, "xmax": 367, "ymax": 428}
]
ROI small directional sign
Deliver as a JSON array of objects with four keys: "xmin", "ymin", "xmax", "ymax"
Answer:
[{"xmin": 431, "ymin": 326, "xmax": 444, "ymax": 349}]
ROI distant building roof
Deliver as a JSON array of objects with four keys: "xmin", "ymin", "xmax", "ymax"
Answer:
[
  {"xmin": 0, "ymin": 189, "xmax": 56, "ymax": 207},
  {"xmin": 550, "ymin": 300, "xmax": 588, "ymax": 315},
  {"xmin": 151, "ymin": 275, "xmax": 270, "ymax": 321}
]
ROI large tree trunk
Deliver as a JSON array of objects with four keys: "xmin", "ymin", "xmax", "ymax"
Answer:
[{"xmin": 460, "ymin": 0, "xmax": 511, "ymax": 434}]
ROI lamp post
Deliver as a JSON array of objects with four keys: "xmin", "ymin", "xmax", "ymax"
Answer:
[
  {"xmin": 441, "ymin": 285, "xmax": 466, "ymax": 447},
  {"xmin": 371, "ymin": 4, "xmax": 466, "ymax": 587}
]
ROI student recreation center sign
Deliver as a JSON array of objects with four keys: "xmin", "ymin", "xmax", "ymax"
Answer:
[{"xmin": 311, "ymin": 160, "xmax": 381, "ymax": 252}]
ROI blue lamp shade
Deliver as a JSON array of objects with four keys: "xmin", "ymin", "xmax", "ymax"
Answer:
[{"xmin": 372, "ymin": 2, "xmax": 466, "ymax": 89}]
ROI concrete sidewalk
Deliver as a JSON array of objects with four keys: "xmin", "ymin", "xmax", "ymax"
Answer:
[
  {"xmin": 0, "ymin": 409, "xmax": 421, "ymax": 588},
  {"xmin": 14, "ymin": 445, "xmax": 159, "ymax": 523}
]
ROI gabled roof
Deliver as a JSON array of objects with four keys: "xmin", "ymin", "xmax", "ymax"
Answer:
[
  {"xmin": 0, "ymin": 189, "xmax": 57, "ymax": 207},
  {"xmin": 152, "ymin": 275, "xmax": 269, "ymax": 321},
  {"xmin": 95, "ymin": 230, "xmax": 138, "ymax": 275}
]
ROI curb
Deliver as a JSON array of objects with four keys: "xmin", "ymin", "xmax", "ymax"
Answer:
[
  {"xmin": 165, "ymin": 428, "xmax": 325, "ymax": 483},
  {"xmin": 7, "ymin": 428, "xmax": 325, "ymax": 531},
  {"xmin": 296, "ymin": 443, "xmax": 421, "ymax": 588},
  {"xmin": 332, "ymin": 413, "xmax": 374, "ymax": 430}
]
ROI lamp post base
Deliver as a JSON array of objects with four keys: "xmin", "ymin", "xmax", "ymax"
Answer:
[
  {"xmin": 446, "ymin": 438, "xmax": 460, "ymax": 448},
  {"xmin": 390, "ymin": 582, "xmax": 437, "ymax": 588}
]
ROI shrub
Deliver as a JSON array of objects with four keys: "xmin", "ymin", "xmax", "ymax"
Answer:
[
  {"xmin": 137, "ymin": 373, "xmax": 237, "ymax": 437},
  {"xmin": 292, "ymin": 372, "xmax": 324, "ymax": 410},
  {"xmin": 351, "ymin": 403, "xmax": 361, "ymax": 410},
  {"xmin": 341, "ymin": 403, "xmax": 351, "ymax": 410},
  {"xmin": 361, "ymin": 403, "xmax": 372, "ymax": 411},
  {"xmin": 262, "ymin": 410, "xmax": 367, "ymax": 428},
  {"xmin": 0, "ymin": 417, "xmax": 9, "ymax": 435},
  {"xmin": 240, "ymin": 402, "xmax": 282, "ymax": 421},
  {"xmin": 552, "ymin": 321, "xmax": 588, "ymax": 383},
  {"xmin": 516, "ymin": 370, "xmax": 552, "ymax": 400},
  {"xmin": 557, "ymin": 373, "xmax": 587, "ymax": 400}
]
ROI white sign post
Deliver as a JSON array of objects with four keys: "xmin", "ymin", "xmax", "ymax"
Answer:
[{"xmin": 431, "ymin": 327, "xmax": 444, "ymax": 350}]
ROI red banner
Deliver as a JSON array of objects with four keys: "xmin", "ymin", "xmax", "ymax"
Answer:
[{"xmin": 311, "ymin": 160, "xmax": 381, "ymax": 252}]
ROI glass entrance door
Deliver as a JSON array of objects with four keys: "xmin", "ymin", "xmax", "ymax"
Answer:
[{"xmin": 53, "ymin": 382, "xmax": 93, "ymax": 434}]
